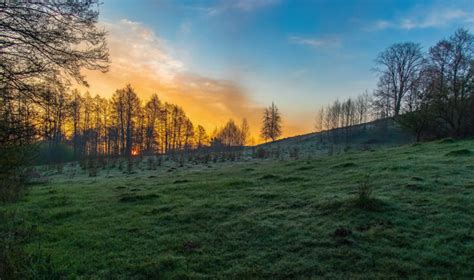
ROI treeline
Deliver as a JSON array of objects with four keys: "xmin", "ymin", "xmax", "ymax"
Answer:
[
  {"xmin": 315, "ymin": 28, "xmax": 474, "ymax": 141},
  {"xmin": 374, "ymin": 28, "xmax": 474, "ymax": 140},
  {"xmin": 314, "ymin": 92, "xmax": 372, "ymax": 132},
  {"xmin": 69, "ymin": 84, "xmax": 201, "ymax": 159},
  {"xmin": 1, "ymin": 1, "xmax": 110, "ymax": 201},
  {"xmin": 4, "ymin": 82, "xmax": 257, "ymax": 163}
]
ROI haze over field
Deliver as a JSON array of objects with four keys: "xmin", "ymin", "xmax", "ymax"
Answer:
[{"xmin": 84, "ymin": 0, "xmax": 474, "ymax": 140}]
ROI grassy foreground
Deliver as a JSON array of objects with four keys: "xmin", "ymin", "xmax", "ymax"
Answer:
[{"xmin": 2, "ymin": 139, "xmax": 474, "ymax": 279}]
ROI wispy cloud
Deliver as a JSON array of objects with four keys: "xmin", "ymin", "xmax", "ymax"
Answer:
[
  {"xmin": 289, "ymin": 35, "xmax": 341, "ymax": 49},
  {"xmin": 102, "ymin": 19, "xmax": 184, "ymax": 82},
  {"xmin": 183, "ymin": 0, "xmax": 279, "ymax": 16},
  {"xmin": 179, "ymin": 20, "xmax": 192, "ymax": 35},
  {"xmin": 85, "ymin": 19, "xmax": 269, "ymax": 139},
  {"xmin": 369, "ymin": 8, "xmax": 474, "ymax": 31},
  {"xmin": 234, "ymin": 0, "xmax": 279, "ymax": 12},
  {"xmin": 372, "ymin": 20, "xmax": 391, "ymax": 30}
]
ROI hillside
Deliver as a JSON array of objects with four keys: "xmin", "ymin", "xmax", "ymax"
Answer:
[
  {"xmin": 258, "ymin": 119, "xmax": 415, "ymax": 156},
  {"xmin": 1, "ymin": 138, "xmax": 473, "ymax": 278}
]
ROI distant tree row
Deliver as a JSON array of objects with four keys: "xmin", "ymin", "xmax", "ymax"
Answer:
[
  {"xmin": 69, "ymin": 84, "xmax": 204, "ymax": 158},
  {"xmin": 5, "ymin": 81, "xmax": 260, "ymax": 162},
  {"xmin": 212, "ymin": 119, "xmax": 250, "ymax": 147},
  {"xmin": 314, "ymin": 92, "xmax": 372, "ymax": 132},
  {"xmin": 314, "ymin": 28, "xmax": 474, "ymax": 141},
  {"xmin": 8, "ymin": 78, "xmax": 267, "ymax": 164}
]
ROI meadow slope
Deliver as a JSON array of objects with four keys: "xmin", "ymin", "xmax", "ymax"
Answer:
[{"xmin": 2, "ymin": 139, "xmax": 474, "ymax": 279}]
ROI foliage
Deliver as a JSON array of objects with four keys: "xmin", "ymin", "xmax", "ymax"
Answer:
[
  {"xmin": 375, "ymin": 28, "xmax": 474, "ymax": 139},
  {"xmin": 36, "ymin": 142, "xmax": 74, "ymax": 165},
  {"xmin": 0, "ymin": 1, "xmax": 109, "ymax": 90},
  {"xmin": 0, "ymin": 117, "xmax": 36, "ymax": 201}
]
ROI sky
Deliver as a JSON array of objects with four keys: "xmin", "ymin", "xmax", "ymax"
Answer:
[{"xmin": 83, "ymin": 0, "xmax": 474, "ymax": 141}]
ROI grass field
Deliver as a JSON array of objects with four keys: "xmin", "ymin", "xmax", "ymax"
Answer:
[{"xmin": 2, "ymin": 139, "xmax": 474, "ymax": 279}]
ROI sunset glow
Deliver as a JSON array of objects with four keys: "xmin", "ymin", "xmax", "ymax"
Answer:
[{"xmin": 81, "ymin": 0, "xmax": 473, "ymax": 141}]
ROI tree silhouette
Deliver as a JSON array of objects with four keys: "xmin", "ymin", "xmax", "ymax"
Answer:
[
  {"xmin": 374, "ymin": 42, "xmax": 424, "ymax": 117},
  {"xmin": 261, "ymin": 102, "xmax": 282, "ymax": 142}
]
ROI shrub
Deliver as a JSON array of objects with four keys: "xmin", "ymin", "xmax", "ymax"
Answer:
[
  {"xmin": 55, "ymin": 164, "xmax": 64, "ymax": 174},
  {"xmin": 355, "ymin": 175, "xmax": 374, "ymax": 209},
  {"xmin": 0, "ymin": 210, "xmax": 33, "ymax": 279},
  {"xmin": 87, "ymin": 158, "xmax": 98, "ymax": 177},
  {"xmin": 0, "ymin": 144, "xmax": 34, "ymax": 202},
  {"xmin": 271, "ymin": 147, "xmax": 280, "ymax": 159},
  {"xmin": 79, "ymin": 159, "xmax": 87, "ymax": 170},
  {"xmin": 36, "ymin": 142, "xmax": 73, "ymax": 165},
  {"xmin": 256, "ymin": 147, "xmax": 267, "ymax": 159},
  {"xmin": 98, "ymin": 157, "xmax": 107, "ymax": 169},
  {"xmin": 109, "ymin": 158, "xmax": 117, "ymax": 168},
  {"xmin": 203, "ymin": 153, "xmax": 210, "ymax": 164},
  {"xmin": 126, "ymin": 157, "xmax": 133, "ymax": 173},
  {"xmin": 147, "ymin": 156, "xmax": 157, "ymax": 170},
  {"xmin": 289, "ymin": 147, "xmax": 299, "ymax": 159},
  {"xmin": 327, "ymin": 145, "xmax": 334, "ymax": 156}
]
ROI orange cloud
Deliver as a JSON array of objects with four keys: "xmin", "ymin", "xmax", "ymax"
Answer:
[{"xmin": 82, "ymin": 19, "xmax": 307, "ymax": 143}]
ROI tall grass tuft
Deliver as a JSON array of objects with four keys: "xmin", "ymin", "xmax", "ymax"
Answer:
[{"xmin": 354, "ymin": 175, "xmax": 377, "ymax": 210}]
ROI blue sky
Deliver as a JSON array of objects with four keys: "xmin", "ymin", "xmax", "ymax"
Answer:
[{"xmin": 89, "ymin": 0, "xmax": 474, "ymax": 137}]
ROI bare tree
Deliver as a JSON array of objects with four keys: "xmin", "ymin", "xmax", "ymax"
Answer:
[
  {"xmin": 329, "ymin": 99, "xmax": 341, "ymax": 130},
  {"xmin": 372, "ymin": 74, "xmax": 394, "ymax": 119},
  {"xmin": 0, "ymin": 1, "xmax": 109, "ymax": 94},
  {"xmin": 216, "ymin": 119, "xmax": 244, "ymax": 147},
  {"xmin": 314, "ymin": 107, "xmax": 325, "ymax": 132},
  {"xmin": 427, "ymin": 28, "xmax": 473, "ymax": 137},
  {"xmin": 355, "ymin": 91, "xmax": 371, "ymax": 125},
  {"xmin": 183, "ymin": 118, "xmax": 194, "ymax": 150},
  {"xmin": 397, "ymin": 75, "xmax": 433, "ymax": 142},
  {"xmin": 111, "ymin": 85, "xmax": 140, "ymax": 156},
  {"xmin": 240, "ymin": 118, "xmax": 250, "ymax": 146},
  {"xmin": 144, "ymin": 94, "xmax": 162, "ymax": 153},
  {"xmin": 195, "ymin": 125, "xmax": 209, "ymax": 148},
  {"xmin": 374, "ymin": 42, "xmax": 424, "ymax": 117},
  {"xmin": 38, "ymin": 82, "xmax": 70, "ymax": 161},
  {"xmin": 261, "ymin": 102, "xmax": 282, "ymax": 142},
  {"xmin": 70, "ymin": 89, "xmax": 83, "ymax": 158}
]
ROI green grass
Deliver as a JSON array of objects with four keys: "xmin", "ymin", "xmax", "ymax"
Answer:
[{"xmin": 2, "ymin": 140, "xmax": 474, "ymax": 279}]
